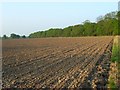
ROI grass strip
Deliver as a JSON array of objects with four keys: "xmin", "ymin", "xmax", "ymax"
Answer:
[{"xmin": 108, "ymin": 36, "xmax": 119, "ymax": 89}]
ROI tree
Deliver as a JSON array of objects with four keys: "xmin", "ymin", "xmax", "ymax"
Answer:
[
  {"xmin": 117, "ymin": 11, "xmax": 120, "ymax": 35},
  {"xmin": 104, "ymin": 11, "xmax": 117, "ymax": 20},
  {"xmin": 83, "ymin": 21, "xmax": 96, "ymax": 36},
  {"xmin": 3, "ymin": 35, "xmax": 8, "ymax": 39},
  {"xmin": 21, "ymin": 35, "xmax": 26, "ymax": 38},
  {"xmin": 71, "ymin": 25, "xmax": 84, "ymax": 37},
  {"xmin": 10, "ymin": 33, "xmax": 20, "ymax": 39},
  {"xmin": 83, "ymin": 20, "xmax": 90, "ymax": 24},
  {"xmin": 28, "ymin": 11, "xmax": 119, "ymax": 37},
  {"xmin": 46, "ymin": 29, "xmax": 56, "ymax": 37},
  {"xmin": 96, "ymin": 20, "xmax": 105, "ymax": 36},
  {"xmin": 62, "ymin": 26, "xmax": 72, "ymax": 37},
  {"xmin": 96, "ymin": 16, "xmax": 104, "ymax": 22}
]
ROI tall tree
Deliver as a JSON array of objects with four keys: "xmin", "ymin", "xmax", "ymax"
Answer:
[
  {"xmin": 3, "ymin": 35, "xmax": 8, "ymax": 39},
  {"xmin": 10, "ymin": 33, "xmax": 20, "ymax": 39},
  {"xmin": 28, "ymin": 11, "xmax": 119, "ymax": 37}
]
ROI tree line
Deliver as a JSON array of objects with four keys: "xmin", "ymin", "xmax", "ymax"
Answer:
[
  {"xmin": 29, "ymin": 11, "xmax": 119, "ymax": 38},
  {"xmin": 2, "ymin": 33, "xmax": 26, "ymax": 39},
  {"xmin": 2, "ymin": 11, "xmax": 120, "ymax": 39}
]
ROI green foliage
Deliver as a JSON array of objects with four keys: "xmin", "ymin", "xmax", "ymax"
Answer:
[
  {"xmin": 104, "ymin": 11, "xmax": 117, "ymax": 20},
  {"xmin": 111, "ymin": 45, "xmax": 119, "ymax": 62},
  {"xmin": 21, "ymin": 35, "xmax": 26, "ymax": 38},
  {"xmin": 29, "ymin": 11, "xmax": 119, "ymax": 38},
  {"xmin": 3, "ymin": 33, "xmax": 27, "ymax": 39},
  {"xmin": 46, "ymin": 28, "xmax": 63, "ymax": 37},
  {"xmin": 71, "ymin": 25, "xmax": 84, "ymax": 37},
  {"xmin": 96, "ymin": 20, "xmax": 105, "ymax": 36},
  {"xmin": 108, "ymin": 77, "xmax": 117, "ymax": 89},
  {"xmin": 96, "ymin": 15, "xmax": 104, "ymax": 22},
  {"xmin": 84, "ymin": 22, "xmax": 96, "ymax": 36},
  {"xmin": 118, "ymin": 11, "xmax": 120, "ymax": 35},
  {"xmin": 62, "ymin": 26, "xmax": 72, "ymax": 37},
  {"xmin": 2, "ymin": 35, "xmax": 8, "ymax": 39},
  {"xmin": 10, "ymin": 33, "xmax": 20, "ymax": 39}
]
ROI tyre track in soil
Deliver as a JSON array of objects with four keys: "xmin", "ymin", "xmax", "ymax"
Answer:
[
  {"xmin": 3, "ymin": 41, "xmax": 86, "ymax": 69},
  {"xmin": 2, "ymin": 37, "xmax": 113, "ymax": 88},
  {"xmin": 53, "ymin": 40, "xmax": 110, "ymax": 88},
  {"xmin": 3, "ymin": 46, "xmax": 66, "ymax": 69},
  {"xmin": 31, "ymin": 41, "xmax": 101, "ymax": 88},
  {"xmin": 3, "ymin": 38, "xmax": 99, "ymax": 70},
  {"xmin": 78, "ymin": 40, "xmax": 112, "ymax": 87},
  {"xmin": 3, "ymin": 37, "xmax": 100, "ymax": 67},
  {"xmin": 3, "ymin": 38, "xmax": 88, "ymax": 66},
  {"xmin": 3, "ymin": 43, "xmax": 67, "ymax": 66},
  {"xmin": 39, "ymin": 43, "xmax": 102, "ymax": 87},
  {"xmin": 78, "ymin": 40, "xmax": 113, "ymax": 88},
  {"xmin": 14, "ymin": 39, "xmax": 109, "ymax": 88},
  {"xmin": 3, "ymin": 42, "xmax": 88, "ymax": 73},
  {"xmin": 3, "ymin": 39, "xmax": 97, "ymax": 72},
  {"xmin": 66, "ymin": 46, "xmax": 105, "ymax": 88},
  {"xmin": 54, "ymin": 38, "xmax": 112, "ymax": 88},
  {"xmin": 3, "ymin": 40, "xmax": 99, "ymax": 88},
  {"xmin": 3, "ymin": 39, "xmax": 101, "ymax": 87}
]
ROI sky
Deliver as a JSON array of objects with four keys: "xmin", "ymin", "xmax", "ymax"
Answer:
[{"xmin": 1, "ymin": 2, "xmax": 118, "ymax": 36}]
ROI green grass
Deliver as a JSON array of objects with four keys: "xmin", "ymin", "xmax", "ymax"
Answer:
[
  {"xmin": 111, "ymin": 45, "xmax": 119, "ymax": 62},
  {"xmin": 108, "ymin": 36, "xmax": 119, "ymax": 89},
  {"xmin": 108, "ymin": 77, "xmax": 117, "ymax": 90},
  {"xmin": 111, "ymin": 36, "xmax": 119, "ymax": 62}
]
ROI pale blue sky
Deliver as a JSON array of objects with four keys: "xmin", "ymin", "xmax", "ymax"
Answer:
[{"xmin": 1, "ymin": 2, "xmax": 118, "ymax": 36}]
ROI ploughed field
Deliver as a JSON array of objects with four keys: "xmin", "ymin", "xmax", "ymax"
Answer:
[{"xmin": 2, "ymin": 36, "xmax": 113, "ymax": 88}]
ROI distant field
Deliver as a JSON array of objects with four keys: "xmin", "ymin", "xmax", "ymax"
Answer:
[{"xmin": 2, "ymin": 36, "xmax": 114, "ymax": 88}]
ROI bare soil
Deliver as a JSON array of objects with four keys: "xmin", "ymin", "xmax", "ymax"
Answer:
[{"xmin": 2, "ymin": 36, "xmax": 113, "ymax": 89}]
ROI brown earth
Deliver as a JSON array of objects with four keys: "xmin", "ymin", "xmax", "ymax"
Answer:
[{"xmin": 2, "ymin": 36, "xmax": 113, "ymax": 89}]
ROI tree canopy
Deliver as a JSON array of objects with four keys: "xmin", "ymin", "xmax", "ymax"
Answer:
[
  {"xmin": 2, "ymin": 34, "xmax": 27, "ymax": 39},
  {"xmin": 29, "ymin": 11, "xmax": 119, "ymax": 38},
  {"xmin": 10, "ymin": 33, "xmax": 20, "ymax": 39}
]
